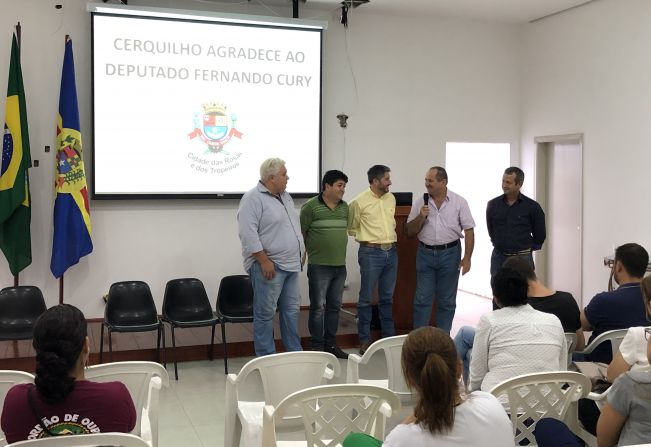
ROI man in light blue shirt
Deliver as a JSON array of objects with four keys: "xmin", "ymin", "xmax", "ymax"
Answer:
[{"xmin": 237, "ymin": 158, "xmax": 305, "ymax": 356}]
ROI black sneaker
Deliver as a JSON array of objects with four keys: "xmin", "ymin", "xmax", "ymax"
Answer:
[{"xmin": 326, "ymin": 345, "xmax": 350, "ymax": 359}]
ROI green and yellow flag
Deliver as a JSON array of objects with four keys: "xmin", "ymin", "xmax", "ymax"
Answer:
[{"xmin": 0, "ymin": 33, "xmax": 32, "ymax": 275}]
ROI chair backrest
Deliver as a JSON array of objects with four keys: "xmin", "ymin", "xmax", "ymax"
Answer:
[
  {"xmin": 0, "ymin": 371, "xmax": 35, "ymax": 446},
  {"xmin": 216, "ymin": 275, "xmax": 254, "ymax": 319},
  {"xmin": 162, "ymin": 278, "xmax": 213, "ymax": 322},
  {"xmin": 261, "ymin": 384, "xmax": 401, "ymax": 447},
  {"xmin": 489, "ymin": 371, "xmax": 591, "ymax": 445},
  {"xmin": 0, "ymin": 286, "xmax": 47, "ymax": 341},
  {"xmin": 578, "ymin": 328, "xmax": 628, "ymax": 356},
  {"xmin": 6, "ymin": 432, "xmax": 151, "ymax": 447},
  {"xmin": 105, "ymin": 282, "xmax": 158, "ymax": 327},
  {"xmin": 85, "ymin": 361, "xmax": 169, "ymax": 446},
  {"xmin": 346, "ymin": 335, "xmax": 409, "ymax": 395},
  {"xmin": 564, "ymin": 332, "xmax": 577, "ymax": 368},
  {"xmin": 229, "ymin": 352, "xmax": 341, "ymax": 408}
]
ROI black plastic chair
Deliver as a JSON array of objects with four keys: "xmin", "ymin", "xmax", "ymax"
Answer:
[
  {"xmin": 216, "ymin": 275, "xmax": 254, "ymax": 374},
  {"xmin": 162, "ymin": 278, "xmax": 218, "ymax": 380},
  {"xmin": 0, "ymin": 286, "xmax": 47, "ymax": 342},
  {"xmin": 100, "ymin": 281, "xmax": 165, "ymax": 364}
]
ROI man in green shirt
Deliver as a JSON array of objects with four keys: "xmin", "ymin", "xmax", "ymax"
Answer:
[{"xmin": 300, "ymin": 170, "xmax": 349, "ymax": 359}]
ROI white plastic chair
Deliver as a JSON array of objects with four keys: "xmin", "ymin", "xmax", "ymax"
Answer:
[
  {"xmin": 345, "ymin": 335, "xmax": 410, "ymax": 400},
  {"xmin": 261, "ymin": 384, "xmax": 401, "ymax": 447},
  {"xmin": 224, "ymin": 352, "xmax": 341, "ymax": 447},
  {"xmin": 85, "ymin": 361, "xmax": 169, "ymax": 447},
  {"xmin": 0, "ymin": 371, "xmax": 35, "ymax": 446},
  {"xmin": 6, "ymin": 432, "xmax": 150, "ymax": 447},
  {"xmin": 574, "ymin": 328, "xmax": 628, "ymax": 359},
  {"xmin": 490, "ymin": 371, "xmax": 591, "ymax": 446},
  {"xmin": 564, "ymin": 332, "xmax": 578, "ymax": 368}
]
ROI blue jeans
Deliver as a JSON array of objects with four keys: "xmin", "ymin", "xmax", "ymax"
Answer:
[
  {"xmin": 307, "ymin": 264, "xmax": 347, "ymax": 349},
  {"xmin": 412, "ymin": 244, "xmax": 462, "ymax": 332},
  {"xmin": 490, "ymin": 249, "xmax": 534, "ymax": 277},
  {"xmin": 454, "ymin": 325, "xmax": 475, "ymax": 386},
  {"xmin": 357, "ymin": 245, "xmax": 397, "ymax": 343},
  {"xmin": 534, "ymin": 418, "xmax": 583, "ymax": 447},
  {"xmin": 248, "ymin": 262, "xmax": 302, "ymax": 356}
]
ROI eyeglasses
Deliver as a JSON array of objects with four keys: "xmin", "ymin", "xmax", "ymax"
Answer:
[{"xmin": 645, "ymin": 328, "xmax": 651, "ymax": 340}]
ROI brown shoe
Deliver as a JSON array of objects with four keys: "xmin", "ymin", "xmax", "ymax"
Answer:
[{"xmin": 359, "ymin": 342, "xmax": 371, "ymax": 356}]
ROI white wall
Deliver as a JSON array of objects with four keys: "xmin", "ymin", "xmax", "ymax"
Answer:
[
  {"xmin": 1, "ymin": 0, "xmax": 521, "ymax": 317},
  {"xmin": 520, "ymin": 0, "xmax": 651, "ymax": 305}
]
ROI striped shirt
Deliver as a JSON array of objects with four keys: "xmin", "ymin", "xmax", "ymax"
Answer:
[{"xmin": 300, "ymin": 195, "xmax": 348, "ymax": 266}]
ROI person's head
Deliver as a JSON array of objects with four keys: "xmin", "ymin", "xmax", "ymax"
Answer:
[
  {"xmin": 321, "ymin": 170, "xmax": 348, "ymax": 203},
  {"xmin": 491, "ymin": 266, "xmax": 529, "ymax": 308},
  {"xmin": 401, "ymin": 327, "xmax": 461, "ymax": 435},
  {"xmin": 367, "ymin": 165, "xmax": 391, "ymax": 196},
  {"xmin": 502, "ymin": 166, "xmax": 524, "ymax": 196},
  {"xmin": 640, "ymin": 275, "xmax": 651, "ymax": 321},
  {"xmin": 33, "ymin": 304, "xmax": 89, "ymax": 404},
  {"xmin": 614, "ymin": 243, "xmax": 649, "ymax": 282},
  {"xmin": 502, "ymin": 257, "xmax": 537, "ymax": 282},
  {"xmin": 260, "ymin": 158, "xmax": 288, "ymax": 194},
  {"xmin": 425, "ymin": 167, "xmax": 448, "ymax": 197}
]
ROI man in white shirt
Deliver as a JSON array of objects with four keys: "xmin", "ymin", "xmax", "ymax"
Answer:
[{"xmin": 405, "ymin": 167, "xmax": 475, "ymax": 333}]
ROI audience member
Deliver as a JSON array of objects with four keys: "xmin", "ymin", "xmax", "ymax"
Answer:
[
  {"xmin": 503, "ymin": 256, "xmax": 584, "ymax": 350},
  {"xmin": 580, "ymin": 243, "xmax": 649, "ymax": 363},
  {"xmin": 467, "ymin": 266, "xmax": 566, "ymax": 392},
  {"xmin": 535, "ymin": 323, "xmax": 651, "ymax": 447},
  {"xmin": 1, "ymin": 304, "xmax": 136, "ymax": 442},
  {"xmin": 343, "ymin": 327, "xmax": 513, "ymax": 447}
]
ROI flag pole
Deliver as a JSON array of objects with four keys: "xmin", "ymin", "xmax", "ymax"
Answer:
[
  {"xmin": 14, "ymin": 21, "xmax": 21, "ymax": 288},
  {"xmin": 59, "ymin": 275, "xmax": 64, "ymax": 304}
]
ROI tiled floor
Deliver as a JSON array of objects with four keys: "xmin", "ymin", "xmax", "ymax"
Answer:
[{"xmin": 158, "ymin": 291, "xmax": 492, "ymax": 447}]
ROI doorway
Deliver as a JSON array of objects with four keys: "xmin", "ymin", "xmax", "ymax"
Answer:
[
  {"xmin": 446, "ymin": 142, "xmax": 510, "ymax": 298},
  {"xmin": 535, "ymin": 134, "xmax": 583, "ymax": 306}
]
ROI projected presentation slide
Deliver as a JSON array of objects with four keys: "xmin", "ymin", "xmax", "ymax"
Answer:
[{"xmin": 92, "ymin": 13, "xmax": 322, "ymax": 197}]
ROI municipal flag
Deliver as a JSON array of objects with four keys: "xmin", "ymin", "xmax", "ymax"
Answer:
[{"xmin": 51, "ymin": 37, "xmax": 92, "ymax": 278}]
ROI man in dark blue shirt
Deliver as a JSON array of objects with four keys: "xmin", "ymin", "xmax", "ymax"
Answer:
[
  {"xmin": 580, "ymin": 243, "xmax": 649, "ymax": 363},
  {"xmin": 486, "ymin": 166, "xmax": 546, "ymax": 277}
]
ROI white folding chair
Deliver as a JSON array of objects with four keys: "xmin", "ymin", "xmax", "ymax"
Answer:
[
  {"xmin": 6, "ymin": 432, "xmax": 150, "ymax": 447},
  {"xmin": 564, "ymin": 332, "xmax": 578, "ymax": 368},
  {"xmin": 224, "ymin": 352, "xmax": 341, "ymax": 447},
  {"xmin": 0, "ymin": 371, "xmax": 35, "ymax": 447},
  {"xmin": 574, "ymin": 328, "xmax": 628, "ymax": 359},
  {"xmin": 261, "ymin": 384, "xmax": 401, "ymax": 447},
  {"xmin": 490, "ymin": 371, "xmax": 592, "ymax": 446},
  {"xmin": 345, "ymin": 335, "xmax": 410, "ymax": 401},
  {"xmin": 84, "ymin": 361, "xmax": 169, "ymax": 447}
]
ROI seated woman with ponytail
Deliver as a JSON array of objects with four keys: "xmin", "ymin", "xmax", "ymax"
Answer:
[
  {"xmin": 343, "ymin": 327, "xmax": 513, "ymax": 447},
  {"xmin": 1, "ymin": 304, "xmax": 136, "ymax": 443}
]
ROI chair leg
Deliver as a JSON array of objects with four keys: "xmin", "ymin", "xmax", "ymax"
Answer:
[
  {"xmin": 108, "ymin": 329, "xmax": 113, "ymax": 363},
  {"xmin": 161, "ymin": 324, "xmax": 166, "ymax": 367},
  {"xmin": 210, "ymin": 323, "xmax": 216, "ymax": 361},
  {"xmin": 171, "ymin": 326, "xmax": 178, "ymax": 381},
  {"xmin": 221, "ymin": 321, "xmax": 228, "ymax": 374},
  {"xmin": 99, "ymin": 323, "xmax": 105, "ymax": 364}
]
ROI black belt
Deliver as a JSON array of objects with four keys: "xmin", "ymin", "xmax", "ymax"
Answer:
[
  {"xmin": 501, "ymin": 248, "xmax": 532, "ymax": 256},
  {"xmin": 420, "ymin": 240, "xmax": 459, "ymax": 251}
]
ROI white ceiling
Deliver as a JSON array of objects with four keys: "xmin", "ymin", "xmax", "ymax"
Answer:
[{"xmin": 305, "ymin": 0, "xmax": 597, "ymax": 23}]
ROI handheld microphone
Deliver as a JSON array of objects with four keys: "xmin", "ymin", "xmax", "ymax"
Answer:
[{"xmin": 423, "ymin": 193, "xmax": 429, "ymax": 219}]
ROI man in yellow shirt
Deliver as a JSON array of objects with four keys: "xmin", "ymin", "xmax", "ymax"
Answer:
[{"xmin": 348, "ymin": 165, "xmax": 397, "ymax": 354}]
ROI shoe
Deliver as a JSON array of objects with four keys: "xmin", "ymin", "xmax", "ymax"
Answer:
[
  {"xmin": 359, "ymin": 342, "xmax": 371, "ymax": 356},
  {"xmin": 326, "ymin": 345, "xmax": 350, "ymax": 359}
]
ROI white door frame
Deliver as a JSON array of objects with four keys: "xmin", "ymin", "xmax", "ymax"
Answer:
[{"xmin": 534, "ymin": 133, "xmax": 584, "ymax": 306}]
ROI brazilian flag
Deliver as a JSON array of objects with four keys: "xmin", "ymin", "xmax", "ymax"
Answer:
[{"xmin": 0, "ymin": 33, "xmax": 32, "ymax": 275}]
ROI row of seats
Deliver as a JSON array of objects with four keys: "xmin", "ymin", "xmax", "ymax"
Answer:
[
  {"xmin": 226, "ymin": 329, "xmax": 631, "ymax": 447},
  {"xmin": 0, "ymin": 276, "xmax": 256, "ymax": 381}
]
